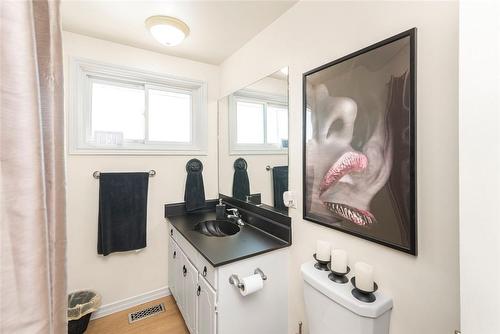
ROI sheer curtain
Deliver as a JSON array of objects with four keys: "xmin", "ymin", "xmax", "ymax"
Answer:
[{"xmin": 1, "ymin": 0, "xmax": 67, "ymax": 333}]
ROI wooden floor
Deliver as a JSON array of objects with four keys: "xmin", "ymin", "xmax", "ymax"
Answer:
[{"xmin": 86, "ymin": 296, "xmax": 189, "ymax": 334}]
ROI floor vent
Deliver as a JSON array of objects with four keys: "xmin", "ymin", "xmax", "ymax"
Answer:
[{"xmin": 128, "ymin": 303, "xmax": 166, "ymax": 324}]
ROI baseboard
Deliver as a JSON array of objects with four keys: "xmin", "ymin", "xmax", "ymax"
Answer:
[{"xmin": 91, "ymin": 286, "xmax": 171, "ymax": 320}]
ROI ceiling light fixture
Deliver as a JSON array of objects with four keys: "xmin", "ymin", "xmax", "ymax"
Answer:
[{"xmin": 145, "ymin": 15, "xmax": 190, "ymax": 47}]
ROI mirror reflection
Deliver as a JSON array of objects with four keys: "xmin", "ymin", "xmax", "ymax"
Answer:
[{"xmin": 218, "ymin": 68, "xmax": 289, "ymax": 213}]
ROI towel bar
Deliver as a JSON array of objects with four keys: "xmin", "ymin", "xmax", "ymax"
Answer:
[{"xmin": 92, "ymin": 170, "xmax": 156, "ymax": 179}]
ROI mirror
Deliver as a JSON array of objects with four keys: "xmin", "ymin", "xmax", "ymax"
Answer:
[{"xmin": 218, "ymin": 68, "xmax": 289, "ymax": 214}]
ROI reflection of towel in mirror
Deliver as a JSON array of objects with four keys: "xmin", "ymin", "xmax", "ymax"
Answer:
[
  {"xmin": 185, "ymin": 159, "xmax": 206, "ymax": 212},
  {"xmin": 233, "ymin": 158, "xmax": 250, "ymax": 201},
  {"xmin": 272, "ymin": 166, "xmax": 289, "ymax": 210},
  {"xmin": 98, "ymin": 172, "xmax": 149, "ymax": 256}
]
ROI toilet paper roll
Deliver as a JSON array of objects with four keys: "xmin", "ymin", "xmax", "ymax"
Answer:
[{"xmin": 239, "ymin": 274, "xmax": 264, "ymax": 296}]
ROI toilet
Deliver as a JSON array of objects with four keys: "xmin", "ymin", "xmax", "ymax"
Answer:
[{"xmin": 301, "ymin": 261, "xmax": 393, "ymax": 334}]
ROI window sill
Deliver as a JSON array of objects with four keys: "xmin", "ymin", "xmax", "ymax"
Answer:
[
  {"xmin": 68, "ymin": 147, "xmax": 208, "ymax": 156},
  {"xmin": 229, "ymin": 149, "xmax": 288, "ymax": 156}
]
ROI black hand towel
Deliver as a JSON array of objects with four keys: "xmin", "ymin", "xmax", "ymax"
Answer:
[
  {"xmin": 272, "ymin": 166, "xmax": 289, "ymax": 210},
  {"xmin": 98, "ymin": 172, "xmax": 149, "ymax": 256},
  {"xmin": 232, "ymin": 158, "xmax": 250, "ymax": 201},
  {"xmin": 184, "ymin": 159, "xmax": 206, "ymax": 212}
]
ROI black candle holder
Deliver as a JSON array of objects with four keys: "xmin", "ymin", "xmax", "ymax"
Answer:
[
  {"xmin": 327, "ymin": 263, "xmax": 350, "ymax": 284},
  {"xmin": 350, "ymin": 277, "xmax": 378, "ymax": 303},
  {"xmin": 313, "ymin": 253, "xmax": 330, "ymax": 271}
]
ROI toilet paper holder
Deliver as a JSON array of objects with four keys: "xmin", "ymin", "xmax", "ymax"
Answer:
[{"xmin": 229, "ymin": 268, "xmax": 267, "ymax": 290}]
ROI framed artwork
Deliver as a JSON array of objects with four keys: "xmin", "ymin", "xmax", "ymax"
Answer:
[{"xmin": 303, "ymin": 28, "xmax": 417, "ymax": 255}]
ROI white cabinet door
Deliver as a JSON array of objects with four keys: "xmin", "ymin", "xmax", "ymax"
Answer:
[
  {"xmin": 181, "ymin": 251, "xmax": 199, "ymax": 334},
  {"xmin": 176, "ymin": 249, "xmax": 187, "ymax": 317},
  {"xmin": 168, "ymin": 237, "xmax": 178, "ymax": 300},
  {"xmin": 197, "ymin": 276, "xmax": 217, "ymax": 334}
]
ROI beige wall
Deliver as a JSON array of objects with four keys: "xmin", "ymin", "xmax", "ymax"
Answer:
[
  {"xmin": 459, "ymin": 2, "xmax": 500, "ymax": 333},
  {"xmin": 63, "ymin": 32, "xmax": 219, "ymax": 306},
  {"xmin": 220, "ymin": 2, "xmax": 459, "ymax": 334}
]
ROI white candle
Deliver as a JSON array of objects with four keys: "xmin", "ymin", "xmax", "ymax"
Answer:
[
  {"xmin": 355, "ymin": 262, "xmax": 374, "ymax": 291},
  {"xmin": 316, "ymin": 240, "xmax": 331, "ymax": 261},
  {"xmin": 331, "ymin": 249, "xmax": 347, "ymax": 273}
]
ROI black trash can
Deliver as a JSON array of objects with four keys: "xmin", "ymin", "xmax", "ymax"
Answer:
[{"xmin": 68, "ymin": 290, "xmax": 101, "ymax": 334}]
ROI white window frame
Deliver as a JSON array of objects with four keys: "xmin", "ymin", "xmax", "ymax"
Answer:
[
  {"xmin": 228, "ymin": 89, "xmax": 288, "ymax": 155},
  {"xmin": 69, "ymin": 57, "xmax": 208, "ymax": 155}
]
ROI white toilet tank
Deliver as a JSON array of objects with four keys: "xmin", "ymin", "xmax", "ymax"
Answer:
[{"xmin": 301, "ymin": 261, "xmax": 393, "ymax": 334}]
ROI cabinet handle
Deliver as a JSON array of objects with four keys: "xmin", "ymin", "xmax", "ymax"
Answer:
[
  {"xmin": 197, "ymin": 285, "xmax": 201, "ymax": 296},
  {"xmin": 173, "ymin": 251, "xmax": 176, "ymax": 259},
  {"xmin": 170, "ymin": 229, "xmax": 173, "ymax": 236},
  {"xmin": 202, "ymin": 266, "xmax": 207, "ymax": 277},
  {"xmin": 183, "ymin": 265, "xmax": 187, "ymax": 277}
]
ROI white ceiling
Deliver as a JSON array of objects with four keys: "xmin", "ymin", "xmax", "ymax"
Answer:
[{"xmin": 61, "ymin": 1, "xmax": 297, "ymax": 65}]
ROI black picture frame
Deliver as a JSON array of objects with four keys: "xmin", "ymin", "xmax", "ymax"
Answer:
[{"xmin": 302, "ymin": 28, "xmax": 417, "ymax": 255}]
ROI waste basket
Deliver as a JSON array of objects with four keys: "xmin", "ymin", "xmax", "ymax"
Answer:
[{"xmin": 68, "ymin": 290, "xmax": 101, "ymax": 334}]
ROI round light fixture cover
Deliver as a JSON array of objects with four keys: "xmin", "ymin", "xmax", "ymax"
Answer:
[{"xmin": 145, "ymin": 15, "xmax": 190, "ymax": 46}]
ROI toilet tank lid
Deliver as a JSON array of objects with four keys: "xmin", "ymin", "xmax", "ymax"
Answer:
[{"xmin": 301, "ymin": 261, "xmax": 393, "ymax": 318}]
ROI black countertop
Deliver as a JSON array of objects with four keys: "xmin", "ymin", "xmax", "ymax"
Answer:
[{"xmin": 165, "ymin": 204, "xmax": 290, "ymax": 267}]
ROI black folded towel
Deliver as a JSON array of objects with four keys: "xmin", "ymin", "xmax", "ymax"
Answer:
[
  {"xmin": 232, "ymin": 158, "xmax": 250, "ymax": 201},
  {"xmin": 184, "ymin": 159, "xmax": 206, "ymax": 212},
  {"xmin": 272, "ymin": 166, "xmax": 289, "ymax": 210},
  {"xmin": 98, "ymin": 172, "xmax": 149, "ymax": 256}
]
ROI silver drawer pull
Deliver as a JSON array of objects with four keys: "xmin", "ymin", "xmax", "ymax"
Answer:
[{"xmin": 202, "ymin": 266, "xmax": 207, "ymax": 277}]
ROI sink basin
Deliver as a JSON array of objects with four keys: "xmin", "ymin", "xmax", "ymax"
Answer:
[{"xmin": 194, "ymin": 220, "xmax": 240, "ymax": 237}]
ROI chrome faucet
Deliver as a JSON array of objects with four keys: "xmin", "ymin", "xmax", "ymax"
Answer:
[{"xmin": 226, "ymin": 208, "xmax": 245, "ymax": 226}]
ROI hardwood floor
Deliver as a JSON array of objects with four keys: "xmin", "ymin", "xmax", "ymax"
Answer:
[{"xmin": 86, "ymin": 296, "xmax": 189, "ymax": 334}]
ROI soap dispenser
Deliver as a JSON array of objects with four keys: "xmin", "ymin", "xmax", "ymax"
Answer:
[{"xmin": 216, "ymin": 199, "xmax": 226, "ymax": 220}]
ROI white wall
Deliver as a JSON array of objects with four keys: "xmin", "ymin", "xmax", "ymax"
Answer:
[
  {"xmin": 220, "ymin": 2, "xmax": 459, "ymax": 334},
  {"xmin": 459, "ymin": 2, "xmax": 500, "ymax": 333},
  {"xmin": 63, "ymin": 32, "xmax": 219, "ymax": 306}
]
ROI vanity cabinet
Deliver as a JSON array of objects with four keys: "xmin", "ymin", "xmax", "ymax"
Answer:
[
  {"xmin": 169, "ymin": 229, "xmax": 216, "ymax": 334},
  {"xmin": 168, "ymin": 224, "xmax": 288, "ymax": 334}
]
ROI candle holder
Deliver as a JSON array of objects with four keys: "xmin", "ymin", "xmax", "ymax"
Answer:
[
  {"xmin": 327, "ymin": 263, "xmax": 350, "ymax": 284},
  {"xmin": 313, "ymin": 253, "xmax": 330, "ymax": 271},
  {"xmin": 350, "ymin": 277, "xmax": 378, "ymax": 303}
]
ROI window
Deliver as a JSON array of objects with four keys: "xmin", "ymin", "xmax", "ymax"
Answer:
[
  {"xmin": 91, "ymin": 81, "xmax": 145, "ymax": 141},
  {"xmin": 229, "ymin": 91, "xmax": 288, "ymax": 154},
  {"xmin": 147, "ymin": 88, "xmax": 192, "ymax": 142},
  {"xmin": 70, "ymin": 58, "xmax": 207, "ymax": 154}
]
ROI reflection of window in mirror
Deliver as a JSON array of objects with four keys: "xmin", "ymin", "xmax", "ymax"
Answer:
[
  {"xmin": 267, "ymin": 104, "xmax": 288, "ymax": 145},
  {"xmin": 230, "ymin": 91, "xmax": 288, "ymax": 154},
  {"xmin": 236, "ymin": 101, "xmax": 265, "ymax": 144}
]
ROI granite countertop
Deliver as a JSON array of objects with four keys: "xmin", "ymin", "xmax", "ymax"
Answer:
[{"xmin": 166, "ymin": 211, "xmax": 290, "ymax": 267}]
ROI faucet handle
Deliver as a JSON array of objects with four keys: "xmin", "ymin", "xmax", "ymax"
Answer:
[{"xmin": 226, "ymin": 208, "xmax": 239, "ymax": 215}]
